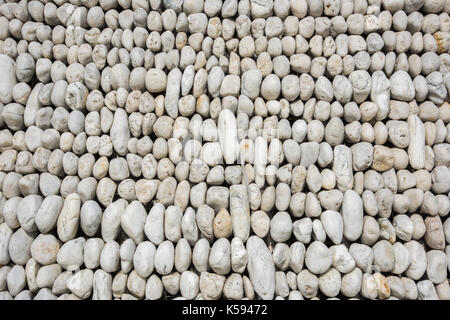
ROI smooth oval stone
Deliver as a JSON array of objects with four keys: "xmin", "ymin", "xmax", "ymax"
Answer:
[
  {"xmin": 246, "ymin": 236, "xmax": 275, "ymax": 300},
  {"xmin": 305, "ymin": 241, "xmax": 332, "ymax": 275}
]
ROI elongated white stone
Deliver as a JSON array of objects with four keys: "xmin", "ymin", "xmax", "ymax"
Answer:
[
  {"xmin": 371, "ymin": 71, "xmax": 391, "ymax": 120},
  {"xmin": 333, "ymin": 145, "xmax": 353, "ymax": 191},
  {"xmin": 320, "ymin": 210, "xmax": 343, "ymax": 245},
  {"xmin": 23, "ymin": 83, "xmax": 43, "ymax": 127},
  {"xmin": 121, "ymin": 201, "xmax": 147, "ymax": 244},
  {"xmin": 144, "ymin": 203, "xmax": 165, "ymax": 246},
  {"xmin": 110, "ymin": 108, "xmax": 130, "ymax": 156},
  {"xmin": 407, "ymin": 115, "xmax": 425, "ymax": 170},
  {"xmin": 101, "ymin": 199, "xmax": 128, "ymax": 242},
  {"xmin": 218, "ymin": 109, "xmax": 239, "ymax": 165},
  {"xmin": 229, "ymin": 185, "xmax": 251, "ymax": 242},
  {"xmin": 56, "ymin": 194, "xmax": 81, "ymax": 243},
  {"xmin": 0, "ymin": 54, "xmax": 16, "ymax": 104},
  {"xmin": 165, "ymin": 68, "xmax": 182, "ymax": 118},
  {"xmin": 342, "ymin": 190, "xmax": 364, "ymax": 241},
  {"xmin": 246, "ymin": 236, "xmax": 275, "ymax": 300}
]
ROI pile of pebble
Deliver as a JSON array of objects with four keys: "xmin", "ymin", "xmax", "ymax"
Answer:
[{"xmin": 0, "ymin": 0, "xmax": 449, "ymax": 300}]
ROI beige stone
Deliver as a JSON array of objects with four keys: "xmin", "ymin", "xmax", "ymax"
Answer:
[
  {"xmin": 213, "ymin": 208, "xmax": 232, "ymax": 239},
  {"xmin": 371, "ymin": 145, "xmax": 394, "ymax": 172}
]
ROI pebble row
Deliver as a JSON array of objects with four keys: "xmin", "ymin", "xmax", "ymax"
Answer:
[{"xmin": 0, "ymin": 0, "xmax": 449, "ymax": 300}]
